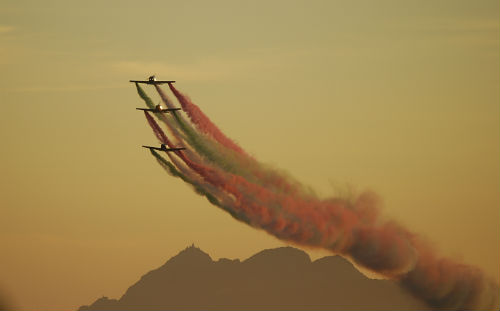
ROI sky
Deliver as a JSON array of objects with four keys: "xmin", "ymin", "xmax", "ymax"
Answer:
[{"xmin": 0, "ymin": 0, "xmax": 498, "ymax": 310}]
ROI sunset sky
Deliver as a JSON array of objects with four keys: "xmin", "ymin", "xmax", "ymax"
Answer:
[{"xmin": 0, "ymin": 1, "xmax": 498, "ymax": 310}]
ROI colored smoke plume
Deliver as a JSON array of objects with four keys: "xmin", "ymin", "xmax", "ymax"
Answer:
[{"xmin": 134, "ymin": 82, "xmax": 499, "ymax": 310}]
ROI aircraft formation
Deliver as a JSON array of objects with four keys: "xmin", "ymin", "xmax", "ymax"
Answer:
[{"xmin": 132, "ymin": 76, "xmax": 186, "ymax": 153}]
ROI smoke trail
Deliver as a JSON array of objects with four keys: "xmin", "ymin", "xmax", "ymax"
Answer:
[
  {"xmin": 138, "ymin": 83, "xmax": 248, "ymax": 177},
  {"xmin": 147, "ymin": 84, "xmax": 303, "ymax": 197},
  {"xmin": 136, "ymin": 84, "xmax": 499, "ymax": 310},
  {"xmin": 168, "ymin": 83, "xmax": 248, "ymax": 156},
  {"xmin": 135, "ymin": 83, "xmax": 187, "ymax": 147},
  {"xmin": 150, "ymin": 149, "xmax": 247, "ymax": 223},
  {"xmin": 143, "ymin": 109, "xmax": 316, "ymax": 227},
  {"xmin": 134, "ymin": 82, "xmax": 155, "ymax": 109},
  {"xmin": 145, "ymin": 108, "xmax": 412, "ymax": 272},
  {"xmin": 157, "ymin": 85, "xmax": 313, "ymax": 197},
  {"xmin": 151, "ymin": 84, "xmax": 188, "ymax": 143},
  {"xmin": 144, "ymin": 110, "xmax": 317, "ymax": 235}
]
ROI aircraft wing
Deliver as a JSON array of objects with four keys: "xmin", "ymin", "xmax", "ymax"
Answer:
[
  {"xmin": 142, "ymin": 145, "xmax": 161, "ymax": 151},
  {"xmin": 130, "ymin": 80, "xmax": 176, "ymax": 84},
  {"xmin": 142, "ymin": 146, "xmax": 185, "ymax": 152},
  {"xmin": 167, "ymin": 147, "xmax": 186, "ymax": 151},
  {"xmin": 152, "ymin": 80, "xmax": 176, "ymax": 84},
  {"xmin": 136, "ymin": 108, "xmax": 181, "ymax": 112}
]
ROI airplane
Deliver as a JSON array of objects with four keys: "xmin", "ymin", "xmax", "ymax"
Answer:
[
  {"xmin": 136, "ymin": 104, "xmax": 181, "ymax": 113},
  {"xmin": 142, "ymin": 144, "xmax": 186, "ymax": 152},
  {"xmin": 130, "ymin": 75, "xmax": 175, "ymax": 85}
]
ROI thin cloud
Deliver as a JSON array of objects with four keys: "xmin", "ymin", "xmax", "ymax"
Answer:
[{"xmin": 111, "ymin": 51, "xmax": 300, "ymax": 82}]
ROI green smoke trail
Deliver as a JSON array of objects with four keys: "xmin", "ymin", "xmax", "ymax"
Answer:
[
  {"xmin": 137, "ymin": 84, "xmax": 312, "ymax": 198},
  {"xmin": 136, "ymin": 83, "xmax": 500, "ymax": 310},
  {"xmin": 171, "ymin": 112, "xmax": 247, "ymax": 173},
  {"xmin": 135, "ymin": 84, "xmax": 301, "ymax": 196},
  {"xmin": 135, "ymin": 83, "xmax": 187, "ymax": 143},
  {"xmin": 135, "ymin": 84, "xmax": 220, "ymax": 164},
  {"xmin": 136, "ymin": 84, "xmax": 256, "ymax": 178},
  {"xmin": 155, "ymin": 85, "xmax": 310, "ymax": 197},
  {"xmin": 150, "ymin": 149, "xmax": 248, "ymax": 223},
  {"xmin": 153, "ymin": 85, "xmax": 318, "ymax": 198},
  {"xmin": 145, "ymin": 85, "xmax": 317, "ymax": 198},
  {"xmin": 137, "ymin": 83, "xmax": 499, "ymax": 310},
  {"xmin": 135, "ymin": 83, "xmax": 156, "ymax": 109},
  {"xmin": 150, "ymin": 149, "xmax": 184, "ymax": 179}
]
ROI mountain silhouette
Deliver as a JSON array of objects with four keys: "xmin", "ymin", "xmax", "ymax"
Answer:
[{"xmin": 78, "ymin": 245, "xmax": 428, "ymax": 310}]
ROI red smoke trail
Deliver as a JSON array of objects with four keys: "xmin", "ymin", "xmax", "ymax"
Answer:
[
  {"xmin": 172, "ymin": 143, "xmax": 417, "ymax": 275},
  {"xmin": 167, "ymin": 83, "xmax": 249, "ymax": 157},
  {"xmin": 144, "ymin": 110, "xmax": 330, "ymax": 233},
  {"xmin": 144, "ymin": 111, "xmax": 191, "ymax": 175},
  {"xmin": 161, "ymin": 85, "xmax": 309, "ymax": 197},
  {"xmin": 145, "ymin": 111, "xmax": 238, "ymax": 212},
  {"xmin": 144, "ymin": 111, "xmax": 227, "ymax": 191},
  {"xmin": 144, "ymin": 111, "xmax": 208, "ymax": 176},
  {"xmin": 175, "ymin": 138, "xmax": 498, "ymax": 308},
  {"xmin": 140, "ymin": 85, "xmax": 499, "ymax": 310},
  {"xmin": 152, "ymin": 90, "xmax": 409, "ymax": 270},
  {"xmin": 153, "ymin": 84, "xmax": 186, "ymax": 143},
  {"xmin": 154, "ymin": 84, "xmax": 176, "ymax": 109},
  {"xmin": 144, "ymin": 110, "xmax": 207, "ymax": 179},
  {"xmin": 184, "ymin": 149, "xmax": 499, "ymax": 309},
  {"xmin": 149, "ymin": 84, "xmax": 188, "ymax": 147},
  {"xmin": 144, "ymin": 110, "xmax": 201, "ymax": 165}
]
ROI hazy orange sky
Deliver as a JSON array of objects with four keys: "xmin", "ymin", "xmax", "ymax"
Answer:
[{"xmin": 0, "ymin": 1, "xmax": 498, "ymax": 310}]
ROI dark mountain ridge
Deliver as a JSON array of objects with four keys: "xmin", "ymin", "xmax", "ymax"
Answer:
[{"xmin": 79, "ymin": 245, "xmax": 428, "ymax": 310}]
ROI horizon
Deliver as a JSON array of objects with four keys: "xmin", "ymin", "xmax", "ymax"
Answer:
[{"xmin": 77, "ymin": 244, "xmax": 429, "ymax": 311}]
